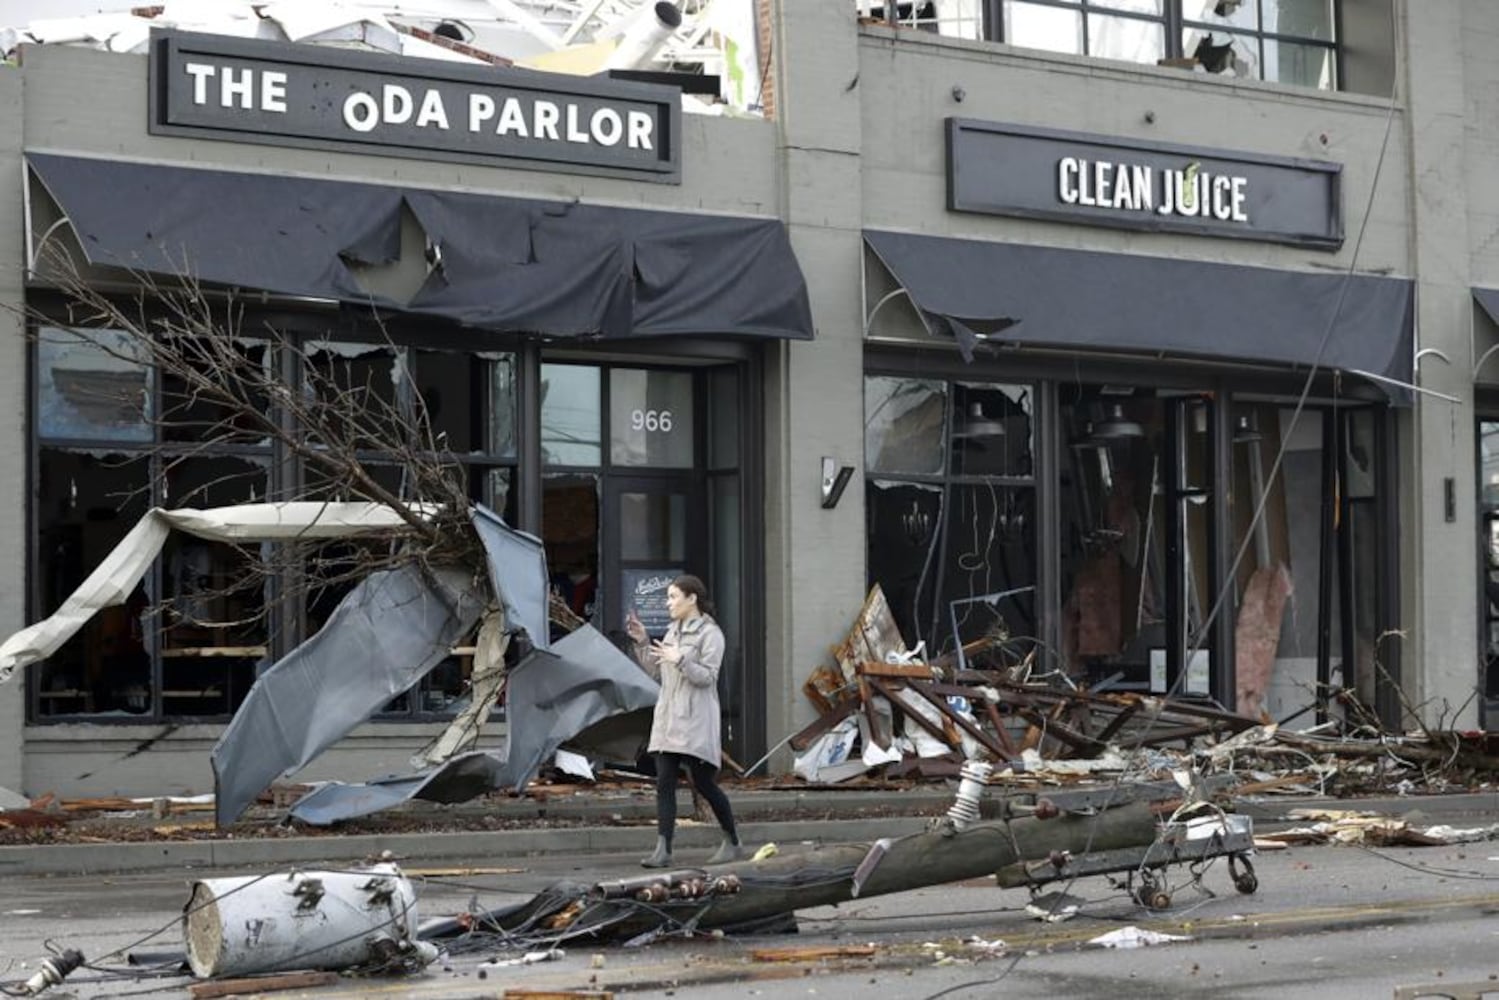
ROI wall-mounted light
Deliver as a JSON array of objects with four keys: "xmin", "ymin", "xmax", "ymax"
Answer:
[{"xmin": 821, "ymin": 456, "xmax": 854, "ymax": 509}]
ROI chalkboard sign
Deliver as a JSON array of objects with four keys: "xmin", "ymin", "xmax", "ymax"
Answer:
[{"xmin": 621, "ymin": 567, "xmax": 681, "ymax": 637}]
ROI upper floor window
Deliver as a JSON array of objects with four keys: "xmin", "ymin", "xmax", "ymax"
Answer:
[{"xmin": 862, "ymin": 0, "xmax": 1339, "ymax": 91}]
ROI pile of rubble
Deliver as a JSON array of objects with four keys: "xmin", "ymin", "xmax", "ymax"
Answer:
[{"xmin": 788, "ymin": 586, "xmax": 1499, "ymax": 800}]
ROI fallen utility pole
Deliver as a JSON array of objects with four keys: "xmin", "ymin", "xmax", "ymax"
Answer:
[
  {"xmin": 432, "ymin": 786, "xmax": 1256, "ymax": 948},
  {"xmin": 653, "ymin": 797, "xmax": 1168, "ymax": 931}
]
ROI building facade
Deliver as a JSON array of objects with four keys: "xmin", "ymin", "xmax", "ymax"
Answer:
[{"xmin": 1, "ymin": 1, "xmax": 1494, "ymax": 799}]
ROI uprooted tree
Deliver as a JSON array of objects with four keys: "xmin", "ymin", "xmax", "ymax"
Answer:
[{"xmin": 16, "ymin": 242, "xmax": 566, "ymax": 769}]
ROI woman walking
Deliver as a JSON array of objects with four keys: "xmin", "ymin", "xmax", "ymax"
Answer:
[{"xmin": 626, "ymin": 574, "xmax": 745, "ymax": 869}]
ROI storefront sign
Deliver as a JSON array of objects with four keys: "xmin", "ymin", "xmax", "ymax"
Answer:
[
  {"xmin": 947, "ymin": 119, "xmax": 1342, "ymax": 249},
  {"xmin": 149, "ymin": 30, "xmax": 680, "ymax": 182},
  {"xmin": 621, "ymin": 567, "xmax": 682, "ymax": 637}
]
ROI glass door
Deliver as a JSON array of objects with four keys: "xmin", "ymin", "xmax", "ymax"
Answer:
[
  {"xmin": 603, "ymin": 475, "xmax": 705, "ymax": 643},
  {"xmin": 1055, "ymin": 388, "xmax": 1220, "ymax": 697}
]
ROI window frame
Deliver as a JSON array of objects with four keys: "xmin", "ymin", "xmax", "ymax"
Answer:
[
  {"xmin": 863, "ymin": 372, "xmax": 1041, "ymax": 661},
  {"xmin": 875, "ymin": 0, "xmax": 1343, "ymax": 90}
]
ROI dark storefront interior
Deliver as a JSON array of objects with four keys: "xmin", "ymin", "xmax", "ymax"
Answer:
[{"xmin": 864, "ymin": 361, "xmax": 1401, "ymax": 727}]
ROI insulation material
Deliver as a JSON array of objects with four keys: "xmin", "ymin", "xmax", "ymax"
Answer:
[
  {"xmin": 212, "ymin": 563, "xmax": 485, "ymax": 826},
  {"xmin": 888, "ymin": 686, "xmax": 979, "ymax": 759},
  {"xmin": 0, "ymin": 502, "xmax": 435, "ymax": 684},
  {"xmin": 1070, "ymin": 553, "xmax": 1123, "ymax": 657},
  {"xmin": 1235, "ymin": 563, "xmax": 1294, "ymax": 718},
  {"xmin": 792, "ymin": 717, "xmax": 864, "ymax": 783},
  {"xmin": 288, "ymin": 624, "xmax": 658, "ymax": 824}
]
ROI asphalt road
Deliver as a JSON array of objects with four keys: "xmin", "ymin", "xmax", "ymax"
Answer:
[{"xmin": 3, "ymin": 837, "xmax": 1499, "ymax": 999}]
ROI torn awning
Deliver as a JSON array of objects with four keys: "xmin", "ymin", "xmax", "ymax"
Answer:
[
  {"xmin": 865, "ymin": 230, "xmax": 1415, "ymax": 399},
  {"xmin": 26, "ymin": 153, "xmax": 814, "ymax": 342}
]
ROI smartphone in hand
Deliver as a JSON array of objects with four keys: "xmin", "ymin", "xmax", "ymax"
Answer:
[{"xmin": 625, "ymin": 607, "xmax": 647, "ymax": 644}]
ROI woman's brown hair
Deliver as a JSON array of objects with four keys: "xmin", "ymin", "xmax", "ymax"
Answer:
[{"xmin": 671, "ymin": 574, "xmax": 716, "ymax": 619}]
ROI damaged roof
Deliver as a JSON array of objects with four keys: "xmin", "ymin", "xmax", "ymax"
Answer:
[{"xmin": 0, "ymin": 0, "xmax": 761, "ymax": 115}]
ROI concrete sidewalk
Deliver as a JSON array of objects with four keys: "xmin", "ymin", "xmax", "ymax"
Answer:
[{"xmin": 3, "ymin": 785, "xmax": 1497, "ymax": 877}]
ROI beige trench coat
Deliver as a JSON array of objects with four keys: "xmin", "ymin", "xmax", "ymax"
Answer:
[{"xmin": 633, "ymin": 614, "xmax": 725, "ymax": 769}]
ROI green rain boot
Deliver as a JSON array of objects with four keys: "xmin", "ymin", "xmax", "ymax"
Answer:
[
  {"xmin": 640, "ymin": 836, "xmax": 673, "ymax": 869},
  {"xmin": 706, "ymin": 833, "xmax": 746, "ymax": 865}
]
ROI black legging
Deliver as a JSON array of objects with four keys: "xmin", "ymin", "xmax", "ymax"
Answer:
[{"xmin": 654, "ymin": 751, "xmax": 737, "ymax": 845}]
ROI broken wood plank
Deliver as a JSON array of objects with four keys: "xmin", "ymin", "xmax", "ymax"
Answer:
[
  {"xmin": 787, "ymin": 697, "xmax": 858, "ymax": 753},
  {"xmin": 721, "ymin": 749, "xmax": 746, "ymax": 776},
  {"xmin": 855, "ymin": 661, "xmax": 936, "ymax": 679},
  {"xmin": 1012, "ymin": 705, "xmax": 1104, "ymax": 757},
  {"xmin": 980, "ymin": 698, "xmax": 1018, "ymax": 756},
  {"xmin": 802, "ymin": 664, "xmax": 846, "ymax": 715},
  {"xmin": 190, "ymin": 971, "xmax": 339, "ymax": 998},
  {"xmin": 902, "ymin": 756, "xmax": 963, "ymax": 778},
  {"xmin": 866, "ymin": 677, "xmax": 959, "ymax": 752},
  {"xmin": 904, "ymin": 680, "xmax": 1012, "ymax": 760},
  {"xmin": 751, "ymin": 944, "xmax": 878, "ymax": 962},
  {"xmin": 1091, "ymin": 701, "xmax": 1142, "ymax": 745},
  {"xmin": 858, "ymin": 675, "xmax": 890, "ymax": 750}
]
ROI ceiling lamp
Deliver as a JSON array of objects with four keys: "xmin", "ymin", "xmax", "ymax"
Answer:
[
  {"xmin": 953, "ymin": 401, "xmax": 1007, "ymax": 439},
  {"xmin": 1091, "ymin": 403, "xmax": 1144, "ymax": 440},
  {"xmin": 1233, "ymin": 412, "xmax": 1262, "ymax": 444}
]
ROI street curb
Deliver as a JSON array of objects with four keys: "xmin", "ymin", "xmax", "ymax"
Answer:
[
  {"xmin": 5, "ymin": 790, "xmax": 1497, "ymax": 878},
  {"xmin": 0, "ymin": 816, "xmax": 935, "ymax": 877}
]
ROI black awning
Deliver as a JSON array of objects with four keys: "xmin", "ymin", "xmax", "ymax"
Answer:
[
  {"xmin": 27, "ymin": 153, "xmax": 814, "ymax": 342},
  {"xmin": 866, "ymin": 230, "xmax": 1414, "ymax": 398}
]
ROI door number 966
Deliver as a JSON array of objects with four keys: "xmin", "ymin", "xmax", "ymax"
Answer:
[{"xmin": 630, "ymin": 409, "xmax": 674, "ymax": 433}]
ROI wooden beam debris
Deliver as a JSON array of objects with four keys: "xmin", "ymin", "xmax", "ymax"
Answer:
[{"xmin": 189, "ymin": 971, "xmax": 339, "ymax": 998}]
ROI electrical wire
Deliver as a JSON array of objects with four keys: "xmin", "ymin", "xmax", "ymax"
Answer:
[{"xmin": 1348, "ymin": 841, "xmax": 1499, "ymax": 881}]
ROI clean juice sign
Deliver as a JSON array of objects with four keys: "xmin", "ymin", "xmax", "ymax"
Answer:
[{"xmin": 947, "ymin": 119, "xmax": 1341, "ymax": 250}]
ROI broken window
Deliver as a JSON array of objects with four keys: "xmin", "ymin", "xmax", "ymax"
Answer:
[
  {"xmin": 160, "ymin": 340, "xmax": 270, "ymax": 444},
  {"xmin": 1058, "ymin": 389, "xmax": 1207, "ymax": 692},
  {"xmin": 302, "ymin": 340, "xmax": 405, "ymax": 451},
  {"xmin": 545, "ymin": 473, "xmax": 601, "ymax": 637},
  {"xmin": 864, "ymin": 376, "xmax": 1037, "ymax": 664},
  {"xmin": 34, "ymin": 451, "xmax": 152, "ymax": 717},
  {"xmin": 866, "ymin": 376, "xmax": 946, "ymax": 476},
  {"xmin": 158, "ymin": 457, "xmax": 269, "ymax": 718},
  {"xmin": 30, "ymin": 324, "xmax": 525, "ymax": 724},
  {"xmin": 36, "ymin": 327, "xmax": 151, "ymax": 443}
]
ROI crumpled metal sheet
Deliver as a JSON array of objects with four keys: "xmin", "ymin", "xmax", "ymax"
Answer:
[
  {"xmin": 212, "ymin": 563, "xmax": 485, "ymax": 826},
  {"xmin": 471, "ymin": 505, "xmax": 550, "ymax": 651},
  {"xmin": 288, "ymin": 623, "xmax": 658, "ymax": 825}
]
